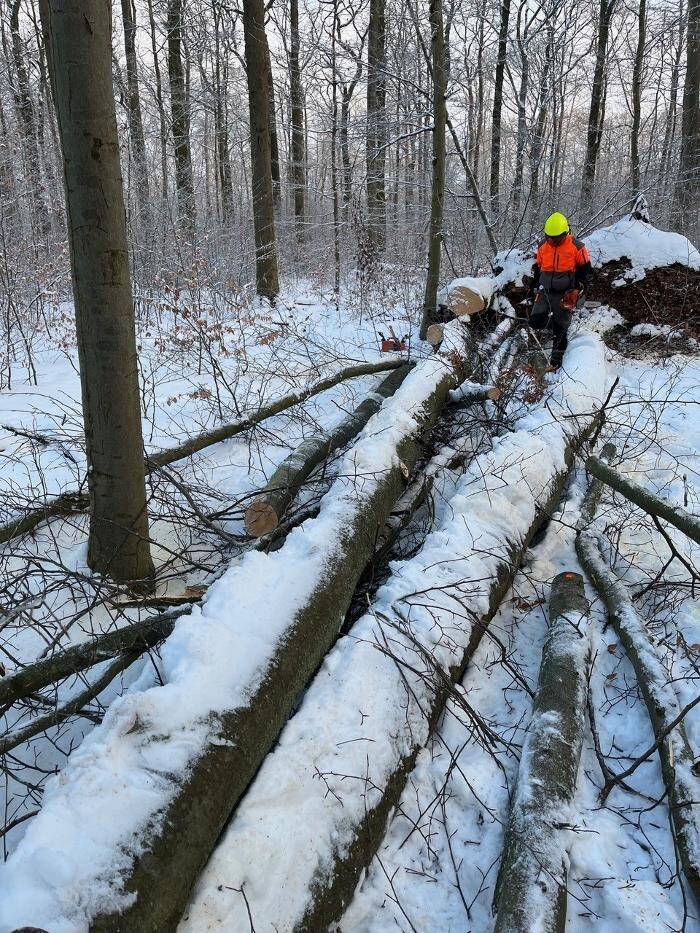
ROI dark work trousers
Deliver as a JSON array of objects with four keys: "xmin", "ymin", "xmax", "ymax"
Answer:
[{"xmin": 529, "ymin": 293, "xmax": 571, "ymax": 368}]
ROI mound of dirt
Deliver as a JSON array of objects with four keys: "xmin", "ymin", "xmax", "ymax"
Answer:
[{"xmin": 588, "ymin": 260, "xmax": 700, "ymax": 338}]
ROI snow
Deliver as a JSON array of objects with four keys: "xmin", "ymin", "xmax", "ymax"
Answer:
[
  {"xmin": 585, "ymin": 216, "xmax": 700, "ymax": 275},
  {"xmin": 0, "ymin": 322, "xmax": 465, "ymax": 933},
  {"xmin": 175, "ymin": 333, "xmax": 611, "ymax": 932}
]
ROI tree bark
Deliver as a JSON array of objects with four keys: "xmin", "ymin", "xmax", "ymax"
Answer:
[
  {"xmin": 630, "ymin": 0, "xmax": 646, "ymax": 199},
  {"xmin": 366, "ymin": 0, "xmax": 387, "ymax": 253},
  {"xmin": 493, "ymin": 572, "xmax": 591, "ymax": 933},
  {"xmin": 120, "ymin": 0, "xmax": 150, "ymax": 217},
  {"xmin": 245, "ymin": 364, "xmax": 412, "ymax": 536},
  {"xmin": 264, "ymin": 39, "xmax": 282, "ymax": 210},
  {"xmin": 586, "ymin": 455, "xmax": 700, "ymax": 546},
  {"xmin": 167, "ymin": 0, "xmax": 197, "ymax": 237},
  {"xmin": 212, "ymin": 0, "xmax": 234, "ymax": 223},
  {"xmin": 581, "ymin": 0, "xmax": 615, "ymax": 211},
  {"xmin": 242, "ymin": 0, "xmax": 279, "ymax": 298},
  {"xmin": 39, "ymin": 0, "xmax": 154, "ymax": 584},
  {"xmin": 289, "ymin": 0, "xmax": 305, "ymax": 236},
  {"xmin": 489, "ymin": 0, "xmax": 511, "ymax": 216},
  {"xmin": 419, "ymin": 0, "xmax": 447, "ymax": 340},
  {"xmin": 677, "ymin": 0, "xmax": 700, "ymax": 222}
]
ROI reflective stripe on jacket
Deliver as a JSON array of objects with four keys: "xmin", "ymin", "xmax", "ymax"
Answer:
[{"xmin": 535, "ymin": 234, "xmax": 591, "ymax": 293}]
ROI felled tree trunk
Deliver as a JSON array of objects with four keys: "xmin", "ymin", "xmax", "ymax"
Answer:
[
  {"xmin": 245, "ymin": 364, "xmax": 412, "ymax": 536},
  {"xmin": 493, "ymin": 572, "xmax": 591, "ymax": 933},
  {"xmin": 576, "ymin": 459, "xmax": 700, "ymax": 906},
  {"xmin": 586, "ymin": 455, "xmax": 700, "ymax": 545},
  {"xmin": 90, "ymin": 339, "xmax": 471, "ymax": 931}
]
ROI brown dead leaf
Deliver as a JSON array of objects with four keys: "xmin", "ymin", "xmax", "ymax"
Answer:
[{"xmin": 607, "ymin": 643, "xmax": 618, "ymax": 654}]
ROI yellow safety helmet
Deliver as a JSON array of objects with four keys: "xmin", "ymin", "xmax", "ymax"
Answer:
[{"xmin": 544, "ymin": 212, "xmax": 570, "ymax": 237}]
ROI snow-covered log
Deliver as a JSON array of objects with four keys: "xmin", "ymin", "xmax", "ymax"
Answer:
[
  {"xmin": 586, "ymin": 454, "xmax": 700, "ymax": 546},
  {"xmin": 244, "ymin": 363, "xmax": 412, "ymax": 537},
  {"xmin": 576, "ymin": 462, "xmax": 700, "ymax": 906},
  {"xmin": 0, "ymin": 358, "xmax": 406, "ymax": 549},
  {"xmin": 0, "ymin": 327, "xmax": 472, "ymax": 933},
  {"xmin": 173, "ymin": 335, "xmax": 611, "ymax": 933},
  {"xmin": 493, "ymin": 571, "xmax": 591, "ymax": 933}
]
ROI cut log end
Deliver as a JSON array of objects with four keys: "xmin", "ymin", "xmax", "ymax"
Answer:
[
  {"xmin": 486, "ymin": 386, "xmax": 502, "ymax": 401},
  {"xmin": 245, "ymin": 499, "xmax": 280, "ymax": 538},
  {"xmin": 426, "ymin": 323, "xmax": 444, "ymax": 346},
  {"xmin": 449, "ymin": 285, "xmax": 487, "ymax": 317}
]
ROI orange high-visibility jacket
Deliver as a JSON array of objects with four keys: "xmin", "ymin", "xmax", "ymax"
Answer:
[{"xmin": 534, "ymin": 234, "xmax": 591, "ymax": 293}]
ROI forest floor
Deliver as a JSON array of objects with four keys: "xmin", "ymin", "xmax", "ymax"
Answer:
[{"xmin": 1, "ymin": 217, "xmax": 699, "ymax": 932}]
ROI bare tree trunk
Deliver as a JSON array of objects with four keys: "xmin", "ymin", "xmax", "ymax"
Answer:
[
  {"xmin": 290, "ymin": 0, "xmax": 305, "ymax": 238},
  {"xmin": 419, "ymin": 0, "xmax": 446, "ymax": 339},
  {"xmin": 212, "ymin": 0, "xmax": 234, "ymax": 223},
  {"xmin": 581, "ymin": 0, "xmax": 616, "ymax": 211},
  {"xmin": 677, "ymin": 0, "xmax": 700, "ymax": 224},
  {"xmin": 530, "ymin": 24, "xmax": 553, "ymax": 215},
  {"xmin": 489, "ymin": 0, "xmax": 511, "ymax": 217},
  {"xmin": 366, "ymin": 0, "xmax": 386, "ymax": 253},
  {"xmin": 147, "ymin": 0, "xmax": 169, "ymax": 203},
  {"xmin": 167, "ymin": 0, "xmax": 197, "ymax": 237},
  {"xmin": 120, "ymin": 0, "xmax": 150, "ymax": 219},
  {"xmin": 243, "ymin": 0, "xmax": 279, "ymax": 298},
  {"xmin": 7, "ymin": 0, "xmax": 49, "ymax": 240},
  {"xmin": 659, "ymin": 8, "xmax": 684, "ymax": 200},
  {"xmin": 265, "ymin": 42, "xmax": 282, "ymax": 210},
  {"xmin": 330, "ymin": 0, "xmax": 341, "ymax": 290},
  {"xmin": 630, "ymin": 0, "xmax": 646, "ymax": 199},
  {"xmin": 39, "ymin": 0, "xmax": 154, "ymax": 584}
]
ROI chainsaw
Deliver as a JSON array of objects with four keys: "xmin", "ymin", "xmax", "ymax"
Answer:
[{"xmin": 378, "ymin": 324, "xmax": 409, "ymax": 353}]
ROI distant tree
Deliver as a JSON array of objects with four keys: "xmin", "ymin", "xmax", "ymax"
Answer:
[
  {"xmin": 243, "ymin": 0, "xmax": 280, "ymax": 298},
  {"xmin": 167, "ymin": 0, "xmax": 197, "ymax": 236},
  {"xmin": 39, "ymin": 0, "xmax": 155, "ymax": 584}
]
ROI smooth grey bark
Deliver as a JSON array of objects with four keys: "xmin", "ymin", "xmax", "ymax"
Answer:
[
  {"xmin": 493, "ymin": 572, "xmax": 591, "ymax": 933},
  {"xmin": 242, "ymin": 0, "xmax": 279, "ymax": 298},
  {"xmin": 167, "ymin": 0, "xmax": 197, "ymax": 236},
  {"xmin": 586, "ymin": 455, "xmax": 700, "ymax": 545},
  {"xmin": 39, "ymin": 0, "xmax": 154, "ymax": 583},
  {"xmin": 366, "ymin": 0, "xmax": 387, "ymax": 252},
  {"xmin": 489, "ymin": 0, "xmax": 511, "ymax": 216},
  {"xmin": 420, "ymin": 0, "xmax": 447, "ymax": 339},
  {"xmin": 264, "ymin": 38, "xmax": 282, "ymax": 209},
  {"xmin": 212, "ymin": 0, "xmax": 234, "ymax": 223},
  {"xmin": 120, "ymin": 0, "xmax": 150, "ymax": 215},
  {"xmin": 581, "ymin": 0, "xmax": 616, "ymax": 210},
  {"xmin": 245, "ymin": 364, "xmax": 412, "ymax": 536}
]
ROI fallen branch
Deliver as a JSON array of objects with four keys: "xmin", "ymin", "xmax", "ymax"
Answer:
[
  {"xmin": 0, "ymin": 653, "xmax": 137, "ymax": 756},
  {"xmin": 0, "ymin": 358, "xmax": 406, "ymax": 548},
  {"xmin": 576, "ymin": 453, "xmax": 700, "ymax": 905},
  {"xmin": 493, "ymin": 571, "xmax": 591, "ymax": 933},
  {"xmin": 586, "ymin": 455, "xmax": 700, "ymax": 546}
]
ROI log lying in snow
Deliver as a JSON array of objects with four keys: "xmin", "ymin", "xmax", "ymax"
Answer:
[
  {"xmin": 576, "ymin": 457, "xmax": 700, "ymax": 906},
  {"xmin": 245, "ymin": 364, "xmax": 412, "ymax": 537},
  {"xmin": 175, "ymin": 336, "xmax": 611, "ymax": 933},
  {"xmin": 586, "ymin": 454, "xmax": 700, "ymax": 546},
  {"xmin": 493, "ymin": 571, "xmax": 591, "ymax": 933},
  {"xmin": 0, "ymin": 358, "xmax": 406, "ymax": 548},
  {"xmin": 0, "ymin": 331, "xmax": 472, "ymax": 933}
]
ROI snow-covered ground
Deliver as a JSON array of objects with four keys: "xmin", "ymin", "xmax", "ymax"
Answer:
[{"xmin": 1, "ymin": 215, "xmax": 699, "ymax": 932}]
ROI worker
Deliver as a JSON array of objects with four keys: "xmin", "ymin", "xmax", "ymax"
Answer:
[{"xmin": 530, "ymin": 212, "xmax": 592, "ymax": 370}]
